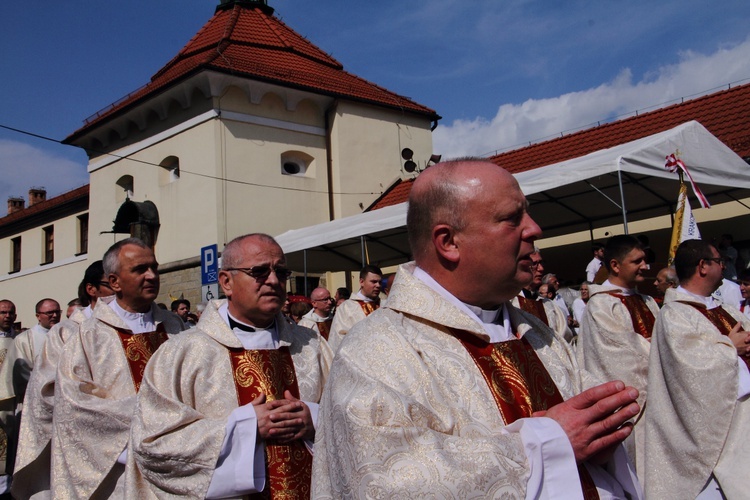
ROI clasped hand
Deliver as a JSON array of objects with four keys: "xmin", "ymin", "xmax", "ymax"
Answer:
[{"xmin": 252, "ymin": 390, "xmax": 315, "ymax": 443}]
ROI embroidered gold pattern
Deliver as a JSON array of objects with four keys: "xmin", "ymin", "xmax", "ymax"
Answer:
[
  {"xmin": 355, "ymin": 300, "xmax": 379, "ymax": 317},
  {"xmin": 116, "ymin": 327, "xmax": 169, "ymax": 392},
  {"xmin": 606, "ymin": 292, "xmax": 655, "ymax": 340},
  {"xmin": 229, "ymin": 347, "xmax": 312, "ymax": 499}
]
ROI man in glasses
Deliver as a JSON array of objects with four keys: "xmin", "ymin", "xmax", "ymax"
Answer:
[
  {"xmin": 328, "ymin": 264, "xmax": 383, "ymax": 352},
  {"xmin": 511, "ymin": 251, "xmax": 574, "ymax": 343},
  {"xmin": 645, "ymin": 239, "xmax": 750, "ymax": 499},
  {"xmin": 313, "ymin": 160, "xmax": 641, "ymax": 498},
  {"xmin": 13, "ymin": 298, "xmax": 61, "ymax": 404},
  {"xmin": 52, "ymin": 238, "xmax": 185, "ymax": 498},
  {"xmin": 13, "ymin": 260, "xmax": 113, "ymax": 499},
  {"xmin": 128, "ymin": 233, "xmax": 332, "ymax": 498},
  {"xmin": 577, "ymin": 234, "xmax": 658, "ymax": 473},
  {"xmin": 298, "ymin": 287, "xmax": 334, "ymax": 341}
]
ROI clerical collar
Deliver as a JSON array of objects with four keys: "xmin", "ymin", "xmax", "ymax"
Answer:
[
  {"xmin": 109, "ymin": 299, "xmax": 155, "ymax": 334},
  {"xmin": 602, "ymin": 279, "xmax": 636, "ymax": 296},
  {"xmin": 355, "ymin": 291, "xmax": 379, "ymax": 304},
  {"xmin": 227, "ymin": 313, "xmax": 258, "ymax": 332},
  {"xmin": 412, "ymin": 266, "xmax": 514, "ymax": 342},
  {"xmin": 676, "ymin": 286, "xmax": 719, "ymax": 309},
  {"xmin": 520, "ymin": 288, "xmax": 537, "ymax": 300},
  {"xmin": 0, "ymin": 329, "xmax": 13, "ymax": 338}
]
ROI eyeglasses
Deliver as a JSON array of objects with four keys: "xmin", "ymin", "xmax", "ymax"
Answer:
[
  {"xmin": 531, "ymin": 260, "xmax": 545, "ymax": 268},
  {"xmin": 98, "ymin": 281, "xmax": 113, "ymax": 289},
  {"xmin": 37, "ymin": 309, "xmax": 61, "ymax": 316},
  {"xmin": 313, "ymin": 297, "xmax": 334, "ymax": 303},
  {"xmin": 703, "ymin": 257, "xmax": 725, "ymax": 267},
  {"xmin": 225, "ymin": 265, "xmax": 292, "ymax": 281}
]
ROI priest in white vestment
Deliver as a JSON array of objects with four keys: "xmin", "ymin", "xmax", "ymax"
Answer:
[
  {"xmin": 328, "ymin": 265, "xmax": 382, "ymax": 352},
  {"xmin": 13, "ymin": 299, "xmax": 61, "ymax": 405},
  {"xmin": 577, "ymin": 235, "xmax": 658, "ymax": 473},
  {"xmin": 0, "ymin": 300, "xmax": 17, "ymax": 495},
  {"xmin": 128, "ymin": 234, "xmax": 332, "ymax": 498},
  {"xmin": 297, "ymin": 287, "xmax": 334, "ymax": 340},
  {"xmin": 51, "ymin": 239, "xmax": 185, "ymax": 499},
  {"xmin": 13, "ymin": 260, "xmax": 113, "ymax": 500},
  {"xmin": 313, "ymin": 160, "xmax": 642, "ymax": 499},
  {"xmin": 645, "ymin": 239, "xmax": 750, "ymax": 499}
]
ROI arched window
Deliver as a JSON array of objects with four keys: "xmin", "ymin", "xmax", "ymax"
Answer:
[
  {"xmin": 116, "ymin": 175, "xmax": 134, "ymax": 203},
  {"xmin": 159, "ymin": 156, "xmax": 180, "ymax": 185}
]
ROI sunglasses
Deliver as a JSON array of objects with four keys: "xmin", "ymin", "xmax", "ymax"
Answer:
[{"xmin": 225, "ymin": 265, "xmax": 292, "ymax": 281}]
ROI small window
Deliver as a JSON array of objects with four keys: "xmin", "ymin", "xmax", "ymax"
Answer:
[
  {"xmin": 116, "ymin": 175, "xmax": 134, "ymax": 203},
  {"xmin": 43, "ymin": 226, "xmax": 54, "ymax": 264},
  {"xmin": 159, "ymin": 156, "xmax": 180, "ymax": 185},
  {"xmin": 280, "ymin": 151, "xmax": 314, "ymax": 177},
  {"xmin": 78, "ymin": 214, "xmax": 89, "ymax": 255},
  {"xmin": 11, "ymin": 237, "xmax": 21, "ymax": 273}
]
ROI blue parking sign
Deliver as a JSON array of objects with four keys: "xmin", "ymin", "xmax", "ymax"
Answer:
[{"xmin": 201, "ymin": 244, "xmax": 218, "ymax": 285}]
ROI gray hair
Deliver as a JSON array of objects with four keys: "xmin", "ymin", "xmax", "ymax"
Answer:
[
  {"xmin": 103, "ymin": 238, "xmax": 150, "ymax": 275},
  {"xmin": 221, "ymin": 233, "xmax": 280, "ymax": 271},
  {"xmin": 541, "ymin": 273, "xmax": 557, "ymax": 284}
]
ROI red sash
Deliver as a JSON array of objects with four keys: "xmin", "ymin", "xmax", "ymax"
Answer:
[
  {"xmin": 316, "ymin": 320, "xmax": 332, "ymax": 341},
  {"xmin": 517, "ymin": 296, "xmax": 549, "ymax": 327},
  {"xmin": 605, "ymin": 292, "xmax": 655, "ymax": 340},
  {"xmin": 355, "ymin": 300, "xmax": 379, "ymax": 316},
  {"xmin": 680, "ymin": 302, "xmax": 750, "ymax": 369},
  {"xmin": 228, "ymin": 347, "xmax": 312, "ymax": 499},
  {"xmin": 450, "ymin": 328, "xmax": 599, "ymax": 500},
  {"xmin": 115, "ymin": 325, "xmax": 168, "ymax": 392}
]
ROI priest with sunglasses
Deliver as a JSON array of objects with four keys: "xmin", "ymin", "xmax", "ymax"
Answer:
[{"xmin": 127, "ymin": 233, "xmax": 333, "ymax": 498}]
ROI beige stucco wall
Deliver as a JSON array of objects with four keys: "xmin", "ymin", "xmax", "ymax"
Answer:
[{"xmin": 0, "ymin": 210, "xmax": 89, "ymax": 327}]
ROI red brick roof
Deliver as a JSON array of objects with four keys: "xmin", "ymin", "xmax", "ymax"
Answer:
[
  {"xmin": 66, "ymin": 2, "xmax": 438, "ymax": 142},
  {"xmin": 369, "ymin": 81, "xmax": 750, "ymax": 210},
  {"xmin": 0, "ymin": 185, "xmax": 89, "ymax": 227}
]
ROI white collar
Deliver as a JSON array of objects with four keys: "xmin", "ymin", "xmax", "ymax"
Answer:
[
  {"xmin": 676, "ymin": 286, "xmax": 719, "ymax": 309},
  {"xmin": 109, "ymin": 299, "xmax": 155, "ymax": 334}
]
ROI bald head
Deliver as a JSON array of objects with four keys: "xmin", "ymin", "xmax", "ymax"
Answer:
[
  {"xmin": 310, "ymin": 287, "xmax": 333, "ymax": 316},
  {"xmin": 406, "ymin": 159, "xmax": 541, "ymax": 308}
]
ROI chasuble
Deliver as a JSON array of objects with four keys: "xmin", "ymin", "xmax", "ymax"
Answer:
[
  {"xmin": 127, "ymin": 299, "xmax": 332, "ymax": 499},
  {"xmin": 51, "ymin": 297, "xmax": 183, "ymax": 499},
  {"xmin": 644, "ymin": 288, "xmax": 750, "ymax": 499}
]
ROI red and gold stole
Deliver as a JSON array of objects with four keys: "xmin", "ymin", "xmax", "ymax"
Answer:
[
  {"xmin": 115, "ymin": 324, "xmax": 169, "ymax": 392},
  {"xmin": 517, "ymin": 296, "xmax": 549, "ymax": 327},
  {"xmin": 228, "ymin": 347, "xmax": 312, "ymax": 500},
  {"xmin": 450, "ymin": 328, "xmax": 599, "ymax": 500},
  {"xmin": 354, "ymin": 300, "xmax": 379, "ymax": 317},
  {"xmin": 605, "ymin": 292, "xmax": 655, "ymax": 340},
  {"xmin": 316, "ymin": 319, "xmax": 332, "ymax": 341},
  {"xmin": 680, "ymin": 302, "xmax": 750, "ymax": 369}
]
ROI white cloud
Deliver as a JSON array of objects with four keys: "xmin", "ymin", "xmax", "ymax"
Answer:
[
  {"xmin": 433, "ymin": 38, "xmax": 750, "ymax": 158},
  {"xmin": 0, "ymin": 140, "xmax": 88, "ymax": 214}
]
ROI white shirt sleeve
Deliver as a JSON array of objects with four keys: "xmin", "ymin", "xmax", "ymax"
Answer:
[
  {"xmin": 504, "ymin": 417, "xmax": 584, "ymax": 500},
  {"xmin": 206, "ymin": 404, "xmax": 266, "ymax": 499},
  {"xmin": 737, "ymin": 357, "xmax": 750, "ymax": 400}
]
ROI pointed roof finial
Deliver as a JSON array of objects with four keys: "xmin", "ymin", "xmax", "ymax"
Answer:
[{"xmin": 217, "ymin": 0, "xmax": 274, "ymax": 15}]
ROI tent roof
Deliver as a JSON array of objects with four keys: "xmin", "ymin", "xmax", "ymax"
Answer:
[{"xmin": 276, "ymin": 121, "xmax": 750, "ymax": 272}]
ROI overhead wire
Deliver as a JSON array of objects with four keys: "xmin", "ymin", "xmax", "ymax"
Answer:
[{"xmin": 0, "ymin": 123, "xmax": 384, "ymax": 196}]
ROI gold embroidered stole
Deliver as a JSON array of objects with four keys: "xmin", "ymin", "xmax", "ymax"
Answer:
[
  {"xmin": 680, "ymin": 302, "xmax": 750, "ymax": 369},
  {"xmin": 517, "ymin": 296, "xmax": 549, "ymax": 326},
  {"xmin": 605, "ymin": 292, "xmax": 655, "ymax": 340},
  {"xmin": 450, "ymin": 328, "xmax": 599, "ymax": 500},
  {"xmin": 355, "ymin": 300, "xmax": 379, "ymax": 317},
  {"xmin": 317, "ymin": 320, "xmax": 332, "ymax": 341},
  {"xmin": 115, "ymin": 325, "xmax": 168, "ymax": 392},
  {"xmin": 228, "ymin": 347, "xmax": 312, "ymax": 500}
]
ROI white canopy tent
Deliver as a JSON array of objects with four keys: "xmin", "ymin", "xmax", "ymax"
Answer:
[{"xmin": 275, "ymin": 120, "xmax": 750, "ymax": 274}]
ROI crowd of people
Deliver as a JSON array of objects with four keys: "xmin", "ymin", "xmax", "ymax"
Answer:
[{"xmin": 0, "ymin": 158, "xmax": 747, "ymax": 498}]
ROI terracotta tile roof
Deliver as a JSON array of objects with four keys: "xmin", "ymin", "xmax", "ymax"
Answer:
[
  {"xmin": 369, "ymin": 82, "xmax": 750, "ymax": 210},
  {"xmin": 66, "ymin": 2, "xmax": 438, "ymax": 142},
  {"xmin": 0, "ymin": 185, "xmax": 89, "ymax": 228}
]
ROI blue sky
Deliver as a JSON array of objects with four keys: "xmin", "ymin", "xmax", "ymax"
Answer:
[{"xmin": 1, "ymin": 0, "xmax": 749, "ymax": 208}]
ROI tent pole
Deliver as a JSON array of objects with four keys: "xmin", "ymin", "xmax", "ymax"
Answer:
[
  {"xmin": 303, "ymin": 249, "xmax": 308, "ymax": 296},
  {"xmin": 617, "ymin": 168, "xmax": 629, "ymax": 234},
  {"xmin": 360, "ymin": 236, "xmax": 365, "ymax": 267}
]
